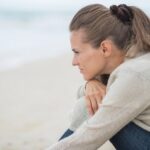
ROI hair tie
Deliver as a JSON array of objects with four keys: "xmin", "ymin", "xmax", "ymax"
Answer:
[{"xmin": 110, "ymin": 4, "xmax": 133, "ymax": 25}]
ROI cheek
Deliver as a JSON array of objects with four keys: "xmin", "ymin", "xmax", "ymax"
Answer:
[
  {"xmin": 89, "ymin": 57, "xmax": 105, "ymax": 73},
  {"xmin": 78, "ymin": 55, "xmax": 88, "ymax": 66},
  {"xmin": 82, "ymin": 59, "xmax": 97, "ymax": 75}
]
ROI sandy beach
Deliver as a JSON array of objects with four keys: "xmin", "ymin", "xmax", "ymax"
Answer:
[{"xmin": 0, "ymin": 53, "xmax": 115, "ymax": 150}]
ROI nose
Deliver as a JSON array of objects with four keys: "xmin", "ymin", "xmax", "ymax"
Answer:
[{"xmin": 72, "ymin": 55, "xmax": 79, "ymax": 66}]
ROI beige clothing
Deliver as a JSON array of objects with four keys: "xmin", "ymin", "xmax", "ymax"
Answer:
[{"xmin": 47, "ymin": 53, "xmax": 150, "ymax": 150}]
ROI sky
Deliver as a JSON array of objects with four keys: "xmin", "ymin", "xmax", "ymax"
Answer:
[{"xmin": 0, "ymin": 0, "xmax": 149, "ymax": 12}]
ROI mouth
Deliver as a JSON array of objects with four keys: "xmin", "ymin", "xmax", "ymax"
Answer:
[
  {"xmin": 79, "ymin": 68, "xmax": 84, "ymax": 73},
  {"xmin": 80, "ymin": 70, "xmax": 83, "ymax": 73}
]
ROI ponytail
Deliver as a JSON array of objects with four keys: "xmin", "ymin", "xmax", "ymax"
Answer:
[{"xmin": 126, "ymin": 6, "xmax": 150, "ymax": 57}]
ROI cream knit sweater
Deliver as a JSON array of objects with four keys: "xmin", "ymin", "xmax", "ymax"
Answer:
[{"xmin": 47, "ymin": 53, "xmax": 150, "ymax": 150}]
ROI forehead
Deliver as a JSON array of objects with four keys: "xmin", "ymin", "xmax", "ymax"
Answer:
[
  {"xmin": 70, "ymin": 29, "xmax": 87, "ymax": 44},
  {"xmin": 70, "ymin": 29, "xmax": 99, "ymax": 53}
]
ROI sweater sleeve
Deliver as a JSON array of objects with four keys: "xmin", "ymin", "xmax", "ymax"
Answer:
[
  {"xmin": 76, "ymin": 85, "xmax": 85, "ymax": 99},
  {"xmin": 47, "ymin": 70, "xmax": 150, "ymax": 150},
  {"xmin": 69, "ymin": 96, "xmax": 89, "ymax": 131}
]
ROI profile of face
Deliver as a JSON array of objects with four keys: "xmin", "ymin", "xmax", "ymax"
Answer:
[
  {"xmin": 70, "ymin": 29, "xmax": 125, "ymax": 81},
  {"xmin": 71, "ymin": 30, "xmax": 107, "ymax": 81}
]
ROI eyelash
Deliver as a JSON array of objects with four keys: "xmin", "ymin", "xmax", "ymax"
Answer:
[{"xmin": 73, "ymin": 51, "xmax": 79, "ymax": 54}]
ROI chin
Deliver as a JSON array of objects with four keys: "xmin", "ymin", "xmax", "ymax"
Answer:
[{"xmin": 83, "ymin": 75, "xmax": 94, "ymax": 81}]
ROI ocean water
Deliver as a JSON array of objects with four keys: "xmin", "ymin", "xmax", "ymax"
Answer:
[
  {"xmin": 0, "ymin": 0, "xmax": 149, "ymax": 71},
  {"xmin": 0, "ymin": 9, "xmax": 74, "ymax": 71}
]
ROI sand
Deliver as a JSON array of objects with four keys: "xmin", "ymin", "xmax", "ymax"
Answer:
[{"xmin": 0, "ymin": 53, "xmax": 115, "ymax": 150}]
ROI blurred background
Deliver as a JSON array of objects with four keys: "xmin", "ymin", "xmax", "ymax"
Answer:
[
  {"xmin": 0, "ymin": 0, "xmax": 149, "ymax": 71},
  {"xmin": 0, "ymin": 0, "xmax": 149, "ymax": 150}
]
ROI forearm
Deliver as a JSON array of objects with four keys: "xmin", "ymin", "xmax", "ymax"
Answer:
[
  {"xmin": 70, "ymin": 75, "xmax": 108, "ymax": 131},
  {"xmin": 69, "ymin": 97, "xmax": 89, "ymax": 131}
]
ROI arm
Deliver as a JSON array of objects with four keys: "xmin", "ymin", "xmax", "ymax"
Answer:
[
  {"xmin": 76, "ymin": 75, "xmax": 108, "ymax": 116},
  {"xmin": 47, "ymin": 71, "xmax": 150, "ymax": 150},
  {"xmin": 69, "ymin": 79, "xmax": 107, "ymax": 131},
  {"xmin": 85, "ymin": 79, "xmax": 106, "ymax": 116}
]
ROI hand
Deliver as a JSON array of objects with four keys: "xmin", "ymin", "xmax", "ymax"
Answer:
[{"xmin": 85, "ymin": 80, "xmax": 106, "ymax": 116}]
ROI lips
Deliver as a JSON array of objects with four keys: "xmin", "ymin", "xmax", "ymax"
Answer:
[{"xmin": 79, "ymin": 69, "xmax": 84, "ymax": 73}]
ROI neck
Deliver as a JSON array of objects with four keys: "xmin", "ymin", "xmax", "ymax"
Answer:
[{"xmin": 105, "ymin": 50, "xmax": 126, "ymax": 74}]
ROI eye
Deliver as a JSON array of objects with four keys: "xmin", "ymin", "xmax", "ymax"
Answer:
[
  {"xmin": 74, "ymin": 51, "xmax": 79, "ymax": 54},
  {"xmin": 72, "ymin": 49, "xmax": 79, "ymax": 55}
]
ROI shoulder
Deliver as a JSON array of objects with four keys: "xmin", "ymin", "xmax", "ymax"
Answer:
[
  {"xmin": 108, "ymin": 53, "xmax": 150, "ymax": 87},
  {"xmin": 116, "ymin": 53, "xmax": 150, "ymax": 77}
]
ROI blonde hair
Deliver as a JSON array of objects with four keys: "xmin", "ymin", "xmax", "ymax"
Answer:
[{"xmin": 69, "ymin": 4, "xmax": 150, "ymax": 58}]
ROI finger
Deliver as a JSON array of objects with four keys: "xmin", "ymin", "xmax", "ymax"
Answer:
[
  {"xmin": 85, "ymin": 95, "xmax": 94, "ymax": 116},
  {"xmin": 89, "ymin": 96, "xmax": 98, "ymax": 113},
  {"xmin": 89, "ymin": 88, "xmax": 103, "ymax": 107},
  {"xmin": 92, "ymin": 93, "xmax": 102, "ymax": 110},
  {"xmin": 97, "ymin": 86, "xmax": 106, "ymax": 99},
  {"xmin": 100, "ymin": 89, "xmax": 106, "ymax": 99},
  {"xmin": 95, "ymin": 93, "xmax": 103, "ymax": 104}
]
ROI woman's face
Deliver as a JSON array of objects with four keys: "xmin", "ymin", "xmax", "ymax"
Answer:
[{"xmin": 70, "ymin": 30, "xmax": 107, "ymax": 81}]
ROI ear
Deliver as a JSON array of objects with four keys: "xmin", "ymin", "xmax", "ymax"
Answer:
[{"xmin": 99, "ymin": 40, "xmax": 112, "ymax": 57}]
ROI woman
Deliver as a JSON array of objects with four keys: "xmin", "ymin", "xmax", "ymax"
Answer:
[{"xmin": 47, "ymin": 4, "xmax": 150, "ymax": 150}]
